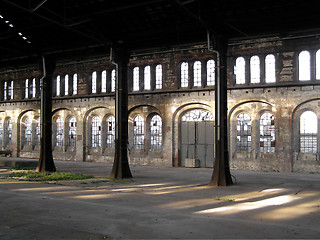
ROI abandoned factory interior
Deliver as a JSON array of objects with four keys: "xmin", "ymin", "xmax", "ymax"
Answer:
[{"xmin": 1, "ymin": 0, "xmax": 320, "ymax": 174}]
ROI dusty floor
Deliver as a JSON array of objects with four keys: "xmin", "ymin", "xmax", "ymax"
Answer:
[{"xmin": 0, "ymin": 158, "xmax": 320, "ymax": 239}]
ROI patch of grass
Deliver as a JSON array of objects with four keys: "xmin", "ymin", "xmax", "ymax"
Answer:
[
  {"xmin": 215, "ymin": 196, "xmax": 235, "ymax": 202},
  {"xmin": 9, "ymin": 171, "xmax": 94, "ymax": 182},
  {"xmin": 10, "ymin": 166, "xmax": 35, "ymax": 171}
]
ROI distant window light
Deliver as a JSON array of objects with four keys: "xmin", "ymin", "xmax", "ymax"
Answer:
[
  {"xmin": 8, "ymin": 23, "xmax": 13, "ymax": 28},
  {"xmin": 36, "ymin": 118, "xmax": 40, "ymax": 146},
  {"xmin": 8, "ymin": 81, "xmax": 13, "ymax": 100},
  {"xmin": 92, "ymin": 71, "xmax": 97, "ymax": 94},
  {"xmin": 155, "ymin": 64, "xmax": 162, "ymax": 89},
  {"xmin": 235, "ymin": 57, "xmax": 246, "ymax": 84},
  {"xmin": 300, "ymin": 111, "xmax": 317, "ymax": 153},
  {"xmin": 133, "ymin": 67, "xmax": 140, "ymax": 91},
  {"xmin": 56, "ymin": 75, "xmax": 61, "ymax": 96},
  {"xmin": 250, "ymin": 55, "xmax": 260, "ymax": 84},
  {"xmin": 32, "ymin": 78, "xmax": 36, "ymax": 98},
  {"xmin": 3, "ymin": 82, "xmax": 7, "ymax": 100},
  {"xmin": 236, "ymin": 113, "xmax": 252, "ymax": 152},
  {"xmin": 56, "ymin": 118, "xmax": 64, "ymax": 146},
  {"xmin": 0, "ymin": 118, "xmax": 2, "ymax": 146},
  {"xmin": 260, "ymin": 113, "xmax": 275, "ymax": 152},
  {"xmin": 25, "ymin": 79, "xmax": 29, "ymax": 98},
  {"xmin": 193, "ymin": 61, "xmax": 202, "ymax": 87},
  {"xmin": 150, "ymin": 115, "xmax": 162, "ymax": 150},
  {"xmin": 181, "ymin": 62, "xmax": 188, "ymax": 87},
  {"xmin": 24, "ymin": 118, "xmax": 31, "ymax": 146},
  {"xmin": 316, "ymin": 50, "xmax": 320, "ymax": 80},
  {"xmin": 265, "ymin": 54, "xmax": 276, "ymax": 83},
  {"xmin": 101, "ymin": 70, "xmax": 107, "ymax": 93},
  {"xmin": 73, "ymin": 74, "xmax": 77, "ymax": 95},
  {"xmin": 299, "ymin": 51, "xmax": 311, "ymax": 81},
  {"xmin": 133, "ymin": 115, "xmax": 144, "ymax": 149},
  {"xmin": 64, "ymin": 75, "xmax": 69, "ymax": 96},
  {"xmin": 18, "ymin": 32, "xmax": 22, "ymax": 36},
  {"xmin": 111, "ymin": 69, "xmax": 116, "ymax": 92},
  {"xmin": 106, "ymin": 116, "xmax": 115, "ymax": 148},
  {"xmin": 207, "ymin": 59, "xmax": 215, "ymax": 86},
  {"xmin": 92, "ymin": 116, "xmax": 101, "ymax": 147},
  {"xmin": 68, "ymin": 117, "xmax": 77, "ymax": 147},
  {"xmin": 144, "ymin": 66, "xmax": 151, "ymax": 90}
]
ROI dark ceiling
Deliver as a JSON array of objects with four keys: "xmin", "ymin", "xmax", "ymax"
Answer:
[{"xmin": 1, "ymin": 0, "xmax": 319, "ymax": 66}]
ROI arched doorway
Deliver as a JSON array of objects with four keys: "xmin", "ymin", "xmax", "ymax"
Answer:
[{"xmin": 180, "ymin": 109, "xmax": 214, "ymax": 167}]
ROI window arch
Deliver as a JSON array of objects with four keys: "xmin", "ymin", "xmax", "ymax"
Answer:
[
  {"xmin": 316, "ymin": 50, "xmax": 320, "ymax": 80},
  {"xmin": 144, "ymin": 66, "xmax": 151, "ymax": 90},
  {"xmin": 56, "ymin": 118, "xmax": 64, "ymax": 146},
  {"xmin": 111, "ymin": 69, "xmax": 116, "ymax": 92},
  {"xmin": 207, "ymin": 59, "xmax": 215, "ymax": 86},
  {"xmin": 180, "ymin": 62, "xmax": 189, "ymax": 88},
  {"xmin": 155, "ymin": 64, "xmax": 162, "ymax": 89},
  {"xmin": 133, "ymin": 67, "xmax": 140, "ymax": 91},
  {"xmin": 72, "ymin": 73, "xmax": 77, "ymax": 95},
  {"xmin": 68, "ymin": 117, "xmax": 76, "ymax": 147},
  {"xmin": 24, "ymin": 117, "xmax": 32, "ymax": 146},
  {"xmin": 265, "ymin": 54, "xmax": 276, "ymax": 83},
  {"xmin": 150, "ymin": 115, "xmax": 162, "ymax": 150},
  {"xmin": 56, "ymin": 75, "xmax": 61, "ymax": 96},
  {"xmin": 259, "ymin": 112, "xmax": 275, "ymax": 152},
  {"xmin": 193, "ymin": 61, "xmax": 201, "ymax": 87},
  {"xmin": 92, "ymin": 116, "xmax": 101, "ymax": 147},
  {"xmin": 300, "ymin": 111, "xmax": 317, "ymax": 153},
  {"xmin": 250, "ymin": 55, "xmax": 260, "ymax": 83},
  {"xmin": 92, "ymin": 71, "xmax": 97, "ymax": 93},
  {"xmin": 133, "ymin": 115, "xmax": 144, "ymax": 149},
  {"xmin": 101, "ymin": 70, "xmax": 107, "ymax": 93},
  {"xmin": 235, "ymin": 57, "xmax": 246, "ymax": 84},
  {"xmin": 182, "ymin": 109, "xmax": 213, "ymax": 122},
  {"xmin": 106, "ymin": 116, "xmax": 115, "ymax": 148},
  {"xmin": 236, "ymin": 113, "xmax": 251, "ymax": 152},
  {"xmin": 5, "ymin": 118, "xmax": 12, "ymax": 148},
  {"xmin": 299, "ymin": 51, "xmax": 311, "ymax": 81}
]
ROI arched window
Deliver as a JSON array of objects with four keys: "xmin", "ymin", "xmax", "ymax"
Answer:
[
  {"xmin": 73, "ymin": 73, "xmax": 77, "ymax": 95},
  {"xmin": 5, "ymin": 118, "xmax": 12, "ymax": 147},
  {"xmin": 180, "ymin": 62, "xmax": 188, "ymax": 88},
  {"xmin": 36, "ymin": 118, "xmax": 40, "ymax": 146},
  {"xmin": 150, "ymin": 115, "xmax": 162, "ymax": 150},
  {"xmin": 8, "ymin": 81, "xmax": 13, "ymax": 100},
  {"xmin": 64, "ymin": 75, "xmax": 69, "ymax": 96},
  {"xmin": 181, "ymin": 109, "xmax": 213, "ymax": 121},
  {"xmin": 316, "ymin": 50, "xmax": 320, "ymax": 80},
  {"xmin": 133, "ymin": 115, "xmax": 144, "ymax": 149},
  {"xmin": 193, "ymin": 61, "xmax": 202, "ymax": 87},
  {"xmin": 144, "ymin": 66, "xmax": 151, "ymax": 90},
  {"xmin": 250, "ymin": 55, "xmax": 260, "ymax": 83},
  {"xmin": 111, "ymin": 69, "xmax": 116, "ymax": 92},
  {"xmin": 92, "ymin": 71, "xmax": 97, "ymax": 93},
  {"xmin": 68, "ymin": 117, "xmax": 76, "ymax": 147},
  {"xmin": 260, "ymin": 113, "xmax": 275, "ymax": 152},
  {"xmin": 56, "ymin": 75, "xmax": 61, "ymax": 96},
  {"xmin": 236, "ymin": 113, "xmax": 251, "ymax": 152},
  {"xmin": 31, "ymin": 78, "xmax": 36, "ymax": 98},
  {"xmin": 101, "ymin": 70, "xmax": 107, "ymax": 93},
  {"xmin": 25, "ymin": 79, "xmax": 29, "ymax": 99},
  {"xmin": 133, "ymin": 67, "xmax": 140, "ymax": 91},
  {"xmin": 56, "ymin": 118, "xmax": 64, "ymax": 146},
  {"xmin": 106, "ymin": 116, "xmax": 115, "ymax": 148},
  {"xmin": 299, "ymin": 51, "xmax": 311, "ymax": 81},
  {"xmin": 207, "ymin": 59, "xmax": 215, "ymax": 86},
  {"xmin": 265, "ymin": 54, "xmax": 276, "ymax": 83},
  {"xmin": 0, "ymin": 118, "xmax": 3, "ymax": 146},
  {"xmin": 155, "ymin": 64, "xmax": 162, "ymax": 89},
  {"xmin": 92, "ymin": 116, "xmax": 101, "ymax": 147},
  {"xmin": 300, "ymin": 111, "xmax": 317, "ymax": 153},
  {"xmin": 235, "ymin": 57, "xmax": 245, "ymax": 84},
  {"xmin": 24, "ymin": 118, "xmax": 32, "ymax": 146}
]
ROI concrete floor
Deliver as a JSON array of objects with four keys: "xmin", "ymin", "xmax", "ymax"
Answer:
[{"xmin": 0, "ymin": 159, "xmax": 320, "ymax": 239}]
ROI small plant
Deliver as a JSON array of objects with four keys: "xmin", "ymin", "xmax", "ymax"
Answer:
[{"xmin": 8, "ymin": 171, "xmax": 94, "ymax": 182}]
